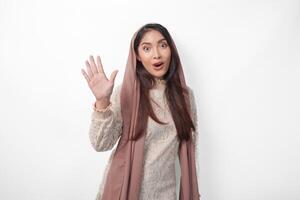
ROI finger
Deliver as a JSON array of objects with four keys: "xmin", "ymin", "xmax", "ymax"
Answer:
[
  {"xmin": 109, "ymin": 70, "xmax": 118, "ymax": 83},
  {"xmin": 81, "ymin": 69, "xmax": 90, "ymax": 83},
  {"xmin": 96, "ymin": 55, "xmax": 108, "ymax": 80},
  {"xmin": 85, "ymin": 60, "xmax": 93, "ymax": 78},
  {"xmin": 96, "ymin": 55, "xmax": 104, "ymax": 74},
  {"xmin": 89, "ymin": 55, "xmax": 98, "ymax": 74}
]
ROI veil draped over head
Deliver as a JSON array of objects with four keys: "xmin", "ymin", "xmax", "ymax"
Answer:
[{"xmin": 100, "ymin": 26, "xmax": 201, "ymax": 200}]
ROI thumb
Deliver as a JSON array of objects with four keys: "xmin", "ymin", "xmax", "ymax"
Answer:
[{"xmin": 110, "ymin": 70, "xmax": 118, "ymax": 83}]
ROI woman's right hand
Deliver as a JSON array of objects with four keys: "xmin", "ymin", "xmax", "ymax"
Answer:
[{"xmin": 81, "ymin": 55, "xmax": 118, "ymax": 103}]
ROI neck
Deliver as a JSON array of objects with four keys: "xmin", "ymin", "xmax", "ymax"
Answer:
[{"xmin": 153, "ymin": 77, "xmax": 166, "ymax": 87}]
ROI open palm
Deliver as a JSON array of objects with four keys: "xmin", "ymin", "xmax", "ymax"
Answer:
[{"xmin": 81, "ymin": 55, "xmax": 118, "ymax": 101}]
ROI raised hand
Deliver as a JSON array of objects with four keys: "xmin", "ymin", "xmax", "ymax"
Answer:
[{"xmin": 81, "ymin": 55, "xmax": 118, "ymax": 104}]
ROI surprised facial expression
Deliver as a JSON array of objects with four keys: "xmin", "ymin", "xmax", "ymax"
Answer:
[{"xmin": 137, "ymin": 29, "xmax": 171, "ymax": 79}]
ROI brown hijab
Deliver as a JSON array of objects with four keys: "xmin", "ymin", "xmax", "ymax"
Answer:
[{"xmin": 101, "ymin": 27, "xmax": 201, "ymax": 200}]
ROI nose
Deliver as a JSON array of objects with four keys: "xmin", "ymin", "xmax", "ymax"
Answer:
[{"xmin": 152, "ymin": 47, "xmax": 161, "ymax": 59}]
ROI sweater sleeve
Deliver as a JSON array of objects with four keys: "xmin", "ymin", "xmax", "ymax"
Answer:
[
  {"xmin": 88, "ymin": 84, "xmax": 123, "ymax": 152},
  {"xmin": 188, "ymin": 86, "xmax": 201, "ymax": 197}
]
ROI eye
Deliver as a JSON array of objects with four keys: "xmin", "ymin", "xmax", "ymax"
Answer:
[
  {"xmin": 160, "ymin": 42, "xmax": 168, "ymax": 48},
  {"xmin": 143, "ymin": 46, "xmax": 151, "ymax": 52}
]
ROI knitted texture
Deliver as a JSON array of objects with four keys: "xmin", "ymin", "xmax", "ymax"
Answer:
[{"xmin": 88, "ymin": 81, "xmax": 200, "ymax": 200}]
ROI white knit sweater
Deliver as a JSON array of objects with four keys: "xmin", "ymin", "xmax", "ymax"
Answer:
[{"xmin": 88, "ymin": 80, "xmax": 200, "ymax": 200}]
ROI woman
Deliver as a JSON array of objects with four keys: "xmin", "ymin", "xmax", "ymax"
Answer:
[{"xmin": 81, "ymin": 23, "xmax": 201, "ymax": 200}]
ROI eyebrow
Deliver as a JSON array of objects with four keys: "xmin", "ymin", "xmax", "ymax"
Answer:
[{"xmin": 140, "ymin": 38, "xmax": 167, "ymax": 45}]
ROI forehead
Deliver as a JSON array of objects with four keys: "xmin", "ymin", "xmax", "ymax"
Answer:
[{"xmin": 140, "ymin": 30, "xmax": 166, "ymax": 45}]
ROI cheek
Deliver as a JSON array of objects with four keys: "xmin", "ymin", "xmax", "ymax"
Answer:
[
  {"xmin": 139, "ymin": 55, "xmax": 152, "ymax": 66},
  {"xmin": 165, "ymin": 50, "xmax": 171, "ymax": 59},
  {"xmin": 161, "ymin": 49, "xmax": 171, "ymax": 61},
  {"xmin": 142, "ymin": 52, "xmax": 152, "ymax": 59},
  {"xmin": 138, "ymin": 56, "xmax": 152, "ymax": 70}
]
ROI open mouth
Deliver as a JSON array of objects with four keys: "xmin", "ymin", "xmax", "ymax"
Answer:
[{"xmin": 153, "ymin": 62, "xmax": 164, "ymax": 68}]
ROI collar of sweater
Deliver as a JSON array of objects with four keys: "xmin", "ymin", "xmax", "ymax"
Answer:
[{"xmin": 152, "ymin": 78, "xmax": 166, "ymax": 90}]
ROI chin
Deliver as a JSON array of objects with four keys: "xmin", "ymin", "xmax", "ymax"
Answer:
[{"xmin": 151, "ymin": 71, "xmax": 167, "ymax": 78}]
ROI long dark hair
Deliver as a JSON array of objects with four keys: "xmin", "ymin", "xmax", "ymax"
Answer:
[{"xmin": 133, "ymin": 23, "xmax": 195, "ymax": 142}]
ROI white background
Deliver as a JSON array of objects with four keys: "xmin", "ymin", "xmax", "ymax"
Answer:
[{"xmin": 0, "ymin": 0, "xmax": 299, "ymax": 199}]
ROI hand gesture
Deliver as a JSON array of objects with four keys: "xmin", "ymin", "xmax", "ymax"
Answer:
[{"xmin": 81, "ymin": 55, "xmax": 118, "ymax": 101}]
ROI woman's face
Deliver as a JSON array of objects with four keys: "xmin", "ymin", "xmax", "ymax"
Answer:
[{"xmin": 137, "ymin": 29, "xmax": 171, "ymax": 79}]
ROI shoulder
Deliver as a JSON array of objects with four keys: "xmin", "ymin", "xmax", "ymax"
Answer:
[
  {"xmin": 186, "ymin": 85, "xmax": 195, "ymax": 99},
  {"xmin": 185, "ymin": 85, "xmax": 197, "ymax": 110},
  {"xmin": 186, "ymin": 85, "xmax": 193, "ymax": 92}
]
